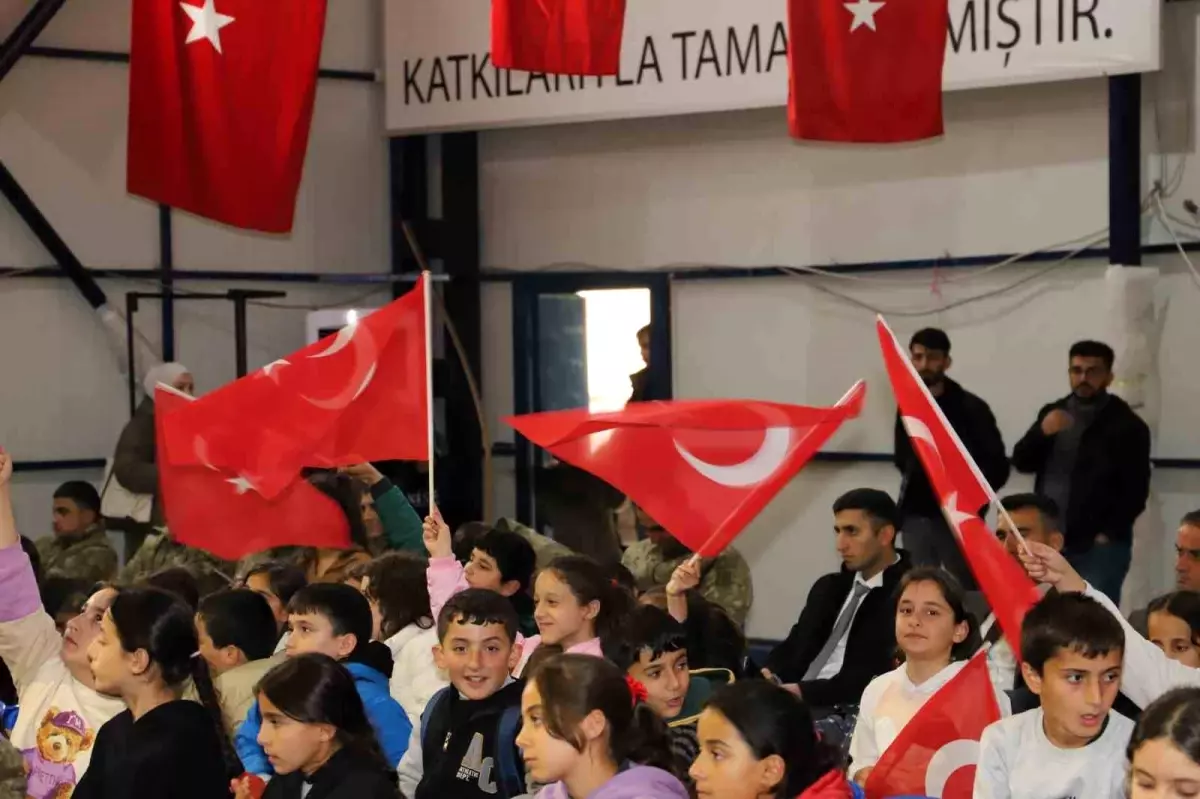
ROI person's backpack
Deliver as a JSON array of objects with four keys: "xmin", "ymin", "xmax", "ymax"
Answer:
[{"xmin": 419, "ymin": 686, "xmax": 524, "ymax": 798}]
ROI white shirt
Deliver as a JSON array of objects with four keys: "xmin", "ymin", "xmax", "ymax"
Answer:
[
  {"xmin": 973, "ymin": 708, "xmax": 1134, "ymax": 799},
  {"xmin": 817, "ymin": 555, "xmax": 899, "ymax": 680}
]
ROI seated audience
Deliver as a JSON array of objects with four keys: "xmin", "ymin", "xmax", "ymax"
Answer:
[
  {"xmin": 690, "ymin": 680, "xmax": 858, "ymax": 799},
  {"xmin": 1144, "ymin": 591, "xmax": 1200, "ymax": 667},
  {"xmin": 235, "ymin": 583, "xmax": 411, "ymax": 776},
  {"xmin": 1131, "ymin": 510, "xmax": 1200, "ymax": 635},
  {"xmin": 764, "ymin": 489, "xmax": 911, "ymax": 713},
  {"xmin": 140, "ymin": 566, "xmax": 201, "ymax": 611},
  {"xmin": 194, "ymin": 589, "xmax": 286, "ymax": 734},
  {"xmin": 232, "ymin": 654, "xmax": 400, "ymax": 799},
  {"xmin": 359, "ymin": 552, "xmax": 447, "ymax": 724},
  {"xmin": 38, "ymin": 576, "xmax": 93, "ymax": 635},
  {"xmin": 973, "ymin": 592, "xmax": 1132, "ymax": 799},
  {"xmin": 1126, "ymin": 687, "xmax": 1200, "ymax": 799},
  {"xmin": 662, "ymin": 558, "xmax": 749, "ymax": 675},
  {"xmin": 517, "ymin": 653, "xmax": 690, "ymax": 799},
  {"xmin": 398, "ymin": 589, "xmax": 526, "ymax": 798},
  {"xmin": 35, "ymin": 481, "xmax": 117, "ymax": 585},
  {"xmin": 119, "ymin": 528, "xmax": 233, "ymax": 599},
  {"xmin": 622, "ymin": 505, "xmax": 753, "ymax": 627},
  {"xmin": 242, "ymin": 561, "xmax": 308, "ymax": 651},
  {"xmin": 340, "ymin": 462, "xmax": 424, "ymax": 556}
]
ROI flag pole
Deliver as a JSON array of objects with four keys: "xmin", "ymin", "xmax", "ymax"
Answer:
[{"xmin": 423, "ymin": 271, "xmax": 435, "ymax": 515}]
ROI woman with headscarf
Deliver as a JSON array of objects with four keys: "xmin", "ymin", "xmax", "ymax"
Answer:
[{"xmin": 109, "ymin": 363, "xmax": 193, "ymax": 561}]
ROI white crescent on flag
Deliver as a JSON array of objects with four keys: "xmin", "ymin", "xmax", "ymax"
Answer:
[
  {"xmin": 299, "ymin": 322, "xmax": 380, "ymax": 410},
  {"xmin": 925, "ymin": 738, "xmax": 981, "ymax": 796},
  {"xmin": 673, "ymin": 427, "xmax": 792, "ymax": 488}
]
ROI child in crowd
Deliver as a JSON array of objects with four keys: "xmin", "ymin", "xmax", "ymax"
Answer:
[
  {"xmin": 236, "ymin": 583, "xmax": 411, "ymax": 775},
  {"xmin": 425, "ymin": 509, "xmax": 539, "ymax": 637},
  {"xmin": 359, "ymin": 552, "xmax": 447, "ymax": 724},
  {"xmin": 243, "ymin": 561, "xmax": 308, "ymax": 652},
  {"xmin": 1127, "ymin": 687, "xmax": 1200, "ymax": 798},
  {"xmin": 516, "ymin": 653, "xmax": 690, "ymax": 799},
  {"xmin": 0, "ymin": 449, "xmax": 125, "ymax": 796},
  {"xmin": 691, "ymin": 681, "xmax": 860, "ymax": 799},
  {"xmin": 973, "ymin": 592, "xmax": 1133, "ymax": 799},
  {"xmin": 195, "ymin": 589, "xmax": 287, "ymax": 735},
  {"xmin": 398, "ymin": 589, "xmax": 526, "ymax": 799},
  {"xmin": 74, "ymin": 587, "xmax": 239, "ymax": 798},
  {"xmin": 232, "ymin": 654, "xmax": 399, "ymax": 799},
  {"xmin": 663, "ymin": 558, "xmax": 749, "ymax": 675},
  {"xmin": 849, "ymin": 567, "xmax": 1002, "ymax": 785},
  {"xmin": 1146, "ymin": 591, "xmax": 1200, "ymax": 667}
]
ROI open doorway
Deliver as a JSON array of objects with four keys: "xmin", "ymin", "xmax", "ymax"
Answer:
[{"xmin": 577, "ymin": 288, "xmax": 651, "ymax": 412}]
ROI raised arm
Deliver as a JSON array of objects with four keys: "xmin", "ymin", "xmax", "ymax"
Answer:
[{"xmin": 0, "ymin": 449, "xmax": 16, "ymax": 550}]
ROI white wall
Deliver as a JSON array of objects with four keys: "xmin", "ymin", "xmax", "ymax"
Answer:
[{"xmin": 0, "ymin": 0, "xmax": 389, "ymax": 536}]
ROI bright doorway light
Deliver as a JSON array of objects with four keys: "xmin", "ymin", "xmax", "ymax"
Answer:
[{"xmin": 576, "ymin": 288, "xmax": 651, "ymax": 412}]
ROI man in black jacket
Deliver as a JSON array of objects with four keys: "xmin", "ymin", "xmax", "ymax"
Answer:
[
  {"xmin": 893, "ymin": 328, "xmax": 1009, "ymax": 589},
  {"xmin": 1012, "ymin": 340, "xmax": 1150, "ymax": 603},
  {"xmin": 763, "ymin": 488, "xmax": 911, "ymax": 712}
]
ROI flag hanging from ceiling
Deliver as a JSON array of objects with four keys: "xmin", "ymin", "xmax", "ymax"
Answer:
[
  {"xmin": 155, "ymin": 386, "xmax": 351, "ymax": 560},
  {"xmin": 162, "ymin": 275, "xmax": 430, "ymax": 500},
  {"xmin": 491, "ymin": 0, "xmax": 627, "ymax": 76},
  {"xmin": 127, "ymin": 0, "xmax": 328, "ymax": 232},
  {"xmin": 505, "ymin": 382, "xmax": 865, "ymax": 556},
  {"xmin": 787, "ymin": 0, "xmax": 950, "ymax": 143}
]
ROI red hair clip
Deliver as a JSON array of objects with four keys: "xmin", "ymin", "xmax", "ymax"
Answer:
[{"xmin": 625, "ymin": 675, "xmax": 649, "ymax": 706}]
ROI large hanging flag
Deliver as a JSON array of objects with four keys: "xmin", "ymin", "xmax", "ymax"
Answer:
[
  {"xmin": 506, "ymin": 382, "xmax": 865, "ymax": 556},
  {"xmin": 127, "ymin": 0, "xmax": 328, "ymax": 232},
  {"xmin": 162, "ymin": 275, "xmax": 430, "ymax": 500},
  {"xmin": 155, "ymin": 386, "xmax": 351, "ymax": 560},
  {"xmin": 864, "ymin": 650, "xmax": 1000, "ymax": 799},
  {"xmin": 491, "ymin": 0, "xmax": 627, "ymax": 76},
  {"xmin": 878, "ymin": 316, "xmax": 1040, "ymax": 656},
  {"xmin": 787, "ymin": 0, "xmax": 950, "ymax": 143}
]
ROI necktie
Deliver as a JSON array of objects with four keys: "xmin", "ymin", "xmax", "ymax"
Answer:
[{"xmin": 803, "ymin": 581, "xmax": 872, "ymax": 681}]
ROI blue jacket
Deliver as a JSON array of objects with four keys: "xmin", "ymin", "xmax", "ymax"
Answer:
[{"xmin": 235, "ymin": 661, "xmax": 412, "ymax": 774}]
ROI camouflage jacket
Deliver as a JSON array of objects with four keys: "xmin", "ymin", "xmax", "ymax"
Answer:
[
  {"xmin": 495, "ymin": 518, "xmax": 574, "ymax": 572},
  {"xmin": 0, "ymin": 735, "xmax": 24, "ymax": 799},
  {"xmin": 621, "ymin": 540, "xmax": 754, "ymax": 628},
  {"xmin": 35, "ymin": 525, "xmax": 119, "ymax": 585},
  {"xmin": 119, "ymin": 531, "xmax": 236, "ymax": 597}
]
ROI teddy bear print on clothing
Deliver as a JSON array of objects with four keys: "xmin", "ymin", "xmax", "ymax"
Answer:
[{"xmin": 21, "ymin": 708, "xmax": 94, "ymax": 799}]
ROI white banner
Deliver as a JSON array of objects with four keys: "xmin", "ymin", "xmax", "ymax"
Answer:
[{"xmin": 384, "ymin": 0, "xmax": 1161, "ymax": 135}]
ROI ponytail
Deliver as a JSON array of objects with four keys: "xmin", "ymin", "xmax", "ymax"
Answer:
[{"xmin": 192, "ymin": 655, "xmax": 244, "ymax": 779}]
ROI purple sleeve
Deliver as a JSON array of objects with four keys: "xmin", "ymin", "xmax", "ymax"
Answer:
[{"xmin": 0, "ymin": 544, "xmax": 42, "ymax": 622}]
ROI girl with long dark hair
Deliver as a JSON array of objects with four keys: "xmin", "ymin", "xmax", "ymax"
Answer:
[
  {"xmin": 73, "ymin": 587, "xmax": 239, "ymax": 798},
  {"xmin": 1127, "ymin": 687, "xmax": 1200, "ymax": 798}
]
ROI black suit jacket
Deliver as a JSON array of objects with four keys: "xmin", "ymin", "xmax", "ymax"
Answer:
[{"xmin": 766, "ymin": 552, "xmax": 912, "ymax": 708}]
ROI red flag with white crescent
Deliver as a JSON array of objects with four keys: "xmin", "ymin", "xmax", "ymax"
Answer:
[
  {"xmin": 877, "ymin": 316, "xmax": 1040, "ymax": 657},
  {"xmin": 505, "ymin": 382, "xmax": 865, "ymax": 556}
]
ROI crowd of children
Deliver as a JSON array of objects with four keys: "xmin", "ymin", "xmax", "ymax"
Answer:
[{"xmin": 5, "ymin": 442, "xmax": 1200, "ymax": 799}]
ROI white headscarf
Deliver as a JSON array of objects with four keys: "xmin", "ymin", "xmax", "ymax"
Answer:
[{"xmin": 143, "ymin": 362, "xmax": 191, "ymax": 399}]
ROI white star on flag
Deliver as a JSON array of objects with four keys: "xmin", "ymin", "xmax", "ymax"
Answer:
[
  {"xmin": 181, "ymin": 0, "xmax": 235, "ymax": 54},
  {"xmin": 844, "ymin": 0, "xmax": 886, "ymax": 32},
  {"xmin": 942, "ymin": 492, "xmax": 976, "ymax": 537},
  {"xmin": 227, "ymin": 475, "xmax": 256, "ymax": 495}
]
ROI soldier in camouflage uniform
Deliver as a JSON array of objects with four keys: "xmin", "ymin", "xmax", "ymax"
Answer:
[
  {"xmin": 35, "ymin": 482, "xmax": 118, "ymax": 585},
  {"xmin": 0, "ymin": 735, "xmax": 24, "ymax": 799},
  {"xmin": 120, "ymin": 528, "xmax": 236, "ymax": 598},
  {"xmin": 621, "ymin": 506, "xmax": 754, "ymax": 628}
]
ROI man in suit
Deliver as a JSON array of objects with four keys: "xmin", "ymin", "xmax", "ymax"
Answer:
[{"xmin": 763, "ymin": 488, "xmax": 911, "ymax": 712}]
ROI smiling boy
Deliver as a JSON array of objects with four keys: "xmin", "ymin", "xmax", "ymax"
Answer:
[{"xmin": 973, "ymin": 592, "xmax": 1133, "ymax": 799}]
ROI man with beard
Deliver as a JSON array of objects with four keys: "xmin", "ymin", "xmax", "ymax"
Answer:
[
  {"xmin": 893, "ymin": 328, "xmax": 1009, "ymax": 589},
  {"xmin": 1013, "ymin": 340, "xmax": 1150, "ymax": 603},
  {"xmin": 621, "ymin": 506, "xmax": 753, "ymax": 627}
]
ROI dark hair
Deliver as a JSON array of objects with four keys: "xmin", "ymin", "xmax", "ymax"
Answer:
[
  {"xmin": 109, "ymin": 588, "xmax": 241, "ymax": 776},
  {"xmin": 529, "ymin": 654, "xmax": 682, "ymax": 780},
  {"xmin": 140, "ymin": 567, "xmax": 201, "ymax": 611},
  {"xmin": 197, "ymin": 590, "xmax": 280, "ymax": 662},
  {"xmin": 1128, "ymin": 687, "xmax": 1200, "ymax": 767},
  {"xmin": 244, "ymin": 562, "xmax": 308, "ymax": 608},
  {"xmin": 909, "ymin": 328, "xmax": 951, "ymax": 354},
  {"xmin": 894, "ymin": 567, "xmax": 981, "ymax": 662},
  {"xmin": 1181, "ymin": 510, "xmax": 1200, "ymax": 529},
  {"xmin": 475, "ymin": 528, "xmax": 537, "ymax": 593},
  {"xmin": 704, "ymin": 681, "xmax": 842, "ymax": 798},
  {"xmin": 1000, "ymin": 493, "xmax": 1061, "ymax": 532},
  {"xmin": 53, "ymin": 481, "xmax": 102, "ymax": 514},
  {"xmin": 540, "ymin": 555, "xmax": 635, "ymax": 657},
  {"xmin": 306, "ymin": 471, "xmax": 370, "ymax": 550},
  {"xmin": 437, "ymin": 588, "xmax": 519, "ymax": 643},
  {"xmin": 636, "ymin": 325, "xmax": 651, "ymax": 341},
  {"xmin": 832, "ymin": 488, "xmax": 899, "ymax": 533},
  {"xmin": 362, "ymin": 552, "xmax": 433, "ymax": 640},
  {"xmin": 1069, "ymin": 340, "xmax": 1115, "ymax": 370},
  {"xmin": 1022, "ymin": 592, "xmax": 1125, "ymax": 674},
  {"xmin": 610, "ymin": 605, "xmax": 686, "ymax": 672},
  {"xmin": 20, "ymin": 537, "xmax": 42, "ymax": 585},
  {"xmin": 287, "ymin": 583, "xmax": 373, "ymax": 656},
  {"xmin": 256, "ymin": 654, "xmax": 390, "ymax": 775},
  {"xmin": 453, "ymin": 521, "xmax": 491, "ymax": 564},
  {"xmin": 40, "ymin": 577, "xmax": 92, "ymax": 620},
  {"xmin": 1146, "ymin": 591, "xmax": 1200, "ymax": 644},
  {"xmin": 608, "ymin": 563, "xmax": 638, "ymax": 595}
]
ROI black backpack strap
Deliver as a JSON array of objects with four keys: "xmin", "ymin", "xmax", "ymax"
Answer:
[{"xmin": 419, "ymin": 686, "xmax": 455, "ymax": 776}]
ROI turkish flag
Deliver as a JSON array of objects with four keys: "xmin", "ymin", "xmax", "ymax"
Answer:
[
  {"xmin": 878, "ymin": 317, "xmax": 1040, "ymax": 657},
  {"xmin": 162, "ymin": 275, "xmax": 429, "ymax": 499},
  {"xmin": 864, "ymin": 650, "xmax": 1000, "ymax": 799},
  {"xmin": 155, "ymin": 386, "xmax": 351, "ymax": 561},
  {"xmin": 127, "ymin": 0, "xmax": 327, "ymax": 232},
  {"xmin": 491, "ymin": 0, "xmax": 626, "ymax": 76},
  {"xmin": 506, "ymin": 382, "xmax": 864, "ymax": 556},
  {"xmin": 787, "ymin": 0, "xmax": 949, "ymax": 143}
]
